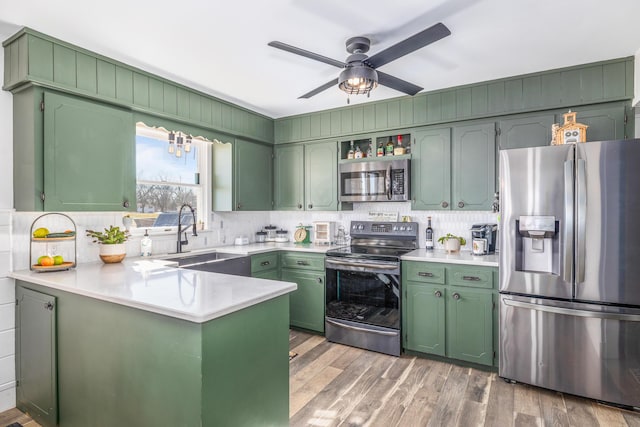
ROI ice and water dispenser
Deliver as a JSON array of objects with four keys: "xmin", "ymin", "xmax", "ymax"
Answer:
[{"xmin": 516, "ymin": 215, "xmax": 559, "ymax": 274}]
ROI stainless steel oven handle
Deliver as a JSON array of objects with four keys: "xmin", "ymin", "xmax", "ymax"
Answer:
[
  {"xmin": 325, "ymin": 258, "xmax": 398, "ymax": 270},
  {"xmin": 326, "ymin": 319, "xmax": 399, "ymax": 336}
]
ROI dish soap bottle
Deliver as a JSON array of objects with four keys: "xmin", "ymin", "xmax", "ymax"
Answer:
[{"xmin": 141, "ymin": 229, "xmax": 152, "ymax": 257}]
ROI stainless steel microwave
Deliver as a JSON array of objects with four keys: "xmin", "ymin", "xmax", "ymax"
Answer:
[{"xmin": 339, "ymin": 158, "xmax": 410, "ymax": 202}]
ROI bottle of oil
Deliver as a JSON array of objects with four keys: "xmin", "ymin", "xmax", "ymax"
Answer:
[
  {"xmin": 425, "ymin": 217, "xmax": 434, "ymax": 250},
  {"xmin": 385, "ymin": 137, "xmax": 394, "ymax": 156},
  {"xmin": 347, "ymin": 141, "xmax": 355, "ymax": 159}
]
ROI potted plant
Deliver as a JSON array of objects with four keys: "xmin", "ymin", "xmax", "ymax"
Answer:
[
  {"xmin": 438, "ymin": 233, "xmax": 467, "ymax": 253},
  {"xmin": 86, "ymin": 226, "xmax": 130, "ymax": 263}
]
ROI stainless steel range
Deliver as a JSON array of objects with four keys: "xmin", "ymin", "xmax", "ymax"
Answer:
[{"xmin": 325, "ymin": 221, "xmax": 418, "ymax": 356}]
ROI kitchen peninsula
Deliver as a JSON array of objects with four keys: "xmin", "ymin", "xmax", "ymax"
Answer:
[{"xmin": 9, "ymin": 260, "xmax": 296, "ymax": 427}]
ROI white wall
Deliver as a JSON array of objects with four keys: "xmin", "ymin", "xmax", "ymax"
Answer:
[{"xmin": 0, "ymin": 38, "xmax": 16, "ymax": 412}]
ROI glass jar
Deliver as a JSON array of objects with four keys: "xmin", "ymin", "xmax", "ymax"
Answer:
[
  {"xmin": 255, "ymin": 231, "xmax": 267, "ymax": 243},
  {"xmin": 275, "ymin": 229, "xmax": 289, "ymax": 243},
  {"xmin": 264, "ymin": 225, "xmax": 277, "ymax": 242}
]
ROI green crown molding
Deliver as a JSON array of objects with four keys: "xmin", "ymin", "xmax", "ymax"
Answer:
[
  {"xmin": 3, "ymin": 27, "xmax": 274, "ymax": 143},
  {"xmin": 275, "ymin": 56, "xmax": 633, "ymax": 144}
]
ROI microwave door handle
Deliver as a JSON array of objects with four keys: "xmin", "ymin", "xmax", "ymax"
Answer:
[{"xmin": 386, "ymin": 164, "xmax": 392, "ymax": 200}]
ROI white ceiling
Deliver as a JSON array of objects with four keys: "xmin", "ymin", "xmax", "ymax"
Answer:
[{"xmin": 1, "ymin": 0, "xmax": 640, "ymax": 119}]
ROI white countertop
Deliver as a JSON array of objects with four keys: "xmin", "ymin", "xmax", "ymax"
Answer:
[
  {"xmin": 401, "ymin": 249, "xmax": 499, "ymax": 267},
  {"xmin": 177, "ymin": 241, "xmax": 343, "ymax": 256},
  {"xmin": 10, "ymin": 259, "xmax": 297, "ymax": 324}
]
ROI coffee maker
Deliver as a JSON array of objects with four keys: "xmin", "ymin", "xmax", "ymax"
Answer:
[{"xmin": 470, "ymin": 224, "xmax": 498, "ymax": 255}]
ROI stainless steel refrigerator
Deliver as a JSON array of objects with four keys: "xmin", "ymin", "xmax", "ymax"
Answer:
[{"xmin": 499, "ymin": 139, "xmax": 640, "ymax": 409}]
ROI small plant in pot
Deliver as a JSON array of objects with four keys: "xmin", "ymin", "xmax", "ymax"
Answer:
[
  {"xmin": 438, "ymin": 233, "xmax": 467, "ymax": 253},
  {"xmin": 86, "ymin": 226, "xmax": 130, "ymax": 263}
]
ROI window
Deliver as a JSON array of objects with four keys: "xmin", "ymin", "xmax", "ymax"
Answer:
[{"xmin": 128, "ymin": 123, "xmax": 210, "ymax": 233}]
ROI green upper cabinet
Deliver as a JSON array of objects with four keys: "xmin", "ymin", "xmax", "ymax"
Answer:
[
  {"xmin": 274, "ymin": 140, "xmax": 338, "ymax": 211},
  {"xmin": 411, "ymin": 127, "xmax": 451, "ymax": 210},
  {"xmin": 571, "ymin": 104, "xmax": 627, "ymax": 142},
  {"xmin": 451, "ymin": 121, "xmax": 496, "ymax": 210},
  {"xmin": 497, "ymin": 113, "xmax": 555, "ymax": 150},
  {"xmin": 234, "ymin": 139, "xmax": 273, "ymax": 211},
  {"xmin": 274, "ymin": 144, "xmax": 304, "ymax": 210},
  {"xmin": 43, "ymin": 91, "xmax": 135, "ymax": 211},
  {"xmin": 304, "ymin": 140, "xmax": 338, "ymax": 211}
]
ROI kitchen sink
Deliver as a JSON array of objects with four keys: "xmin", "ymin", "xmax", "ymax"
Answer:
[{"xmin": 162, "ymin": 252, "xmax": 250, "ymax": 276}]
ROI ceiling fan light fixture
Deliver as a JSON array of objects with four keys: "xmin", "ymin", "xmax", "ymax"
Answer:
[{"xmin": 338, "ymin": 65, "xmax": 378, "ymax": 95}]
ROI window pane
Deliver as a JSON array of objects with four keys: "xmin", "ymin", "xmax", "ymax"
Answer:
[{"xmin": 136, "ymin": 135, "xmax": 198, "ymax": 184}]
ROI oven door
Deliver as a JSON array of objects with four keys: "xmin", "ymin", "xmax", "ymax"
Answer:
[{"xmin": 324, "ymin": 256, "xmax": 401, "ymax": 355}]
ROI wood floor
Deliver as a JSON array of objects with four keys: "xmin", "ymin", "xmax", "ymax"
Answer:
[
  {"xmin": 289, "ymin": 329, "xmax": 640, "ymax": 427},
  {"xmin": 2, "ymin": 331, "xmax": 639, "ymax": 426}
]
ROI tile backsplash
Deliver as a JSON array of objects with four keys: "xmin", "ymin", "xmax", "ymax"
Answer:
[{"xmin": 11, "ymin": 203, "xmax": 499, "ymax": 270}]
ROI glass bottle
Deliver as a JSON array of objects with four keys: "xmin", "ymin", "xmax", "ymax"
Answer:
[
  {"xmin": 376, "ymin": 141, "xmax": 384, "ymax": 157},
  {"xmin": 347, "ymin": 141, "xmax": 355, "ymax": 160},
  {"xmin": 354, "ymin": 144, "xmax": 363, "ymax": 159},
  {"xmin": 385, "ymin": 137, "xmax": 394, "ymax": 156},
  {"xmin": 425, "ymin": 216, "xmax": 434, "ymax": 250},
  {"xmin": 394, "ymin": 135, "xmax": 405, "ymax": 155},
  {"xmin": 366, "ymin": 141, "xmax": 373, "ymax": 158}
]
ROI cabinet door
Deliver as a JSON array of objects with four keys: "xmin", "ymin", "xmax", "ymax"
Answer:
[
  {"xmin": 498, "ymin": 114, "xmax": 555, "ymax": 150},
  {"xmin": 252, "ymin": 269, "xmax": 280, "ymax": 280},
  {"xmin": 16, "ymin": 285, "xmax": 57, "ymax": 427},
  {"xmin": 452, "ymin": 122, "xmax": 496, "ymax": 210},
  {"xmin": 234, "ymin": 139, "xmax": 273, "ymax": 211},
  {"xmin": 446, "ymin": 287, "xmax": 494, "ymax": 366},
  {"xmin": 404, "ymin": 282, "xmax": 445, "ymax": 356},
  {"xmin": 43, "ymin": 92, "xmax": 135, "ymax": 211},
  {"xmin": 304, "ymin": 140, "xmax": 337, "ymax": 211},
  {"xmin": 281, "ymin": 269, "xmax": 325, "ymax": 332},
  {"xmin": 571, "ymin": 105, "xmax": 626, "ymax": 142},
  {"xmin": 411, "ymin": 127, "xmax": 451, "ymax": 210},
  {"xmin": 274, "ymin": 144, "xmax": 304, "ymax": 210}
]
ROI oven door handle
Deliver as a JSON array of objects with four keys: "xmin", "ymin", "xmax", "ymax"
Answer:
[
  {"xmin": 326, "ymin": 319, "xmax": 399, "ymax": 336},
  {"xmin": 325, "ymin": 258, "xmax": 398, "ymax": 270}
]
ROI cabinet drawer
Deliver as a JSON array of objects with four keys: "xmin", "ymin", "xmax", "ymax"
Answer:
[
  {"xmin": 280, "ymin": 252, "xmax": 324, "ymax": 271},
  {"xmin": 448, "ymin": 266, "xmax": 493, "ymax": 289},
  {"xmin": 403, "ymin": 262, "xmax": 445, "ymax": 284},
  {"xmin": 251, "ymin": 253, "xmax": 279, "ymax": 274}
]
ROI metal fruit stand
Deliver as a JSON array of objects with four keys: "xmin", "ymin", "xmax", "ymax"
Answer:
[{"xmin": 29, "ymin": 212, "xmax": 77, "ymax": 272}]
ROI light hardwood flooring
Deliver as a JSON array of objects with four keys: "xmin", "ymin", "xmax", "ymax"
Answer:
[
  {"xmin": 2, "ymin": 331, "xmax": 639, "ymax": 427},
  {"xmin": 289, "ymin": 329, "xmax": 640, "ymax": 427}
]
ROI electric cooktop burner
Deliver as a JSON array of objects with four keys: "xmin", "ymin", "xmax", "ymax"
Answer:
[{"xmin": 326, "ymin": 245, "xmax": 414, "ymax": 261}]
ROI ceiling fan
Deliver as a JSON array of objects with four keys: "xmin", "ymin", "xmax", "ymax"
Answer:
[{"xmin": 268, "ymin": 22, "xmax": 451, "ymax": 100}]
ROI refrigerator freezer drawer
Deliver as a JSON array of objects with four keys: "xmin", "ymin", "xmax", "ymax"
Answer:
[{"xmin": 500, "ymin": 295, "xmax": 640, "ymax": 408}]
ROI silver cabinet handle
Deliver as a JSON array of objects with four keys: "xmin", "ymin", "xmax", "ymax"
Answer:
[
  {"xmin": 434, "ymin": 290, "xmax": 442, "ymax": 298},
  {"xmin": 462, "ymin": 276, "xmax": 481, "ymax": 281},
  {"xmin": 44, "ymin": 302, "xmax": 54, "ymax": 311},
  {"xmin": 452, "ymin": 293, "xmax": 461, "ymax": 300},
  {"xmin": 308, "ymin": 203, "xmax": 313, "ymax": 209},
  {"xmin": 123, "ymin": 200, "xmax": 130, "ymax": 208},
  {"xmin": 296, "ymin": 260, "xmax": 309, "ymax": 266},
  {"xmin": 236, "ymin": 203, "xmax": 242, "ymax": 209},
  {"xmin": 297, "ymin": 203, "xmax": 302, "ymax": 209},
  {"xmin": 316, "ymin": 277, "xmax": 323, "ymax": 284},
  {"xmin": 441, "ymin": 201, "xmax": 449, "ymax": 208},
  {"xmin": 563, "ymin": 159, "xmax": 574, "ymax": 284},
  {"xmin": 260, "ymin": 261, "xmax": 270, "ymax": 266},
  {"xmin": 458, "ymin": 201, "xmax": 465, "ymax": 208},
  {"xmin": 418, "ymin": 272, "xmax": 434, "ymax": 277}
]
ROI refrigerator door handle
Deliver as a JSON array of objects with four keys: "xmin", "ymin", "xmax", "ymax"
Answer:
[
  {"xmin": 563, "ymin": 159, "xmax": 574, "ymax": 284},
  {"xmin": 576, "ymin": 158, "xmax": 586, "ymax": 284},
  {"xmin": 503, "ymin": 298, "xmax": 640, "ymax": 321}
]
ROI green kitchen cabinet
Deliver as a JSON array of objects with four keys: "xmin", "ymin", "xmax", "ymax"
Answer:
[
  {"xmin": 451, "ymin": 121, "xmax": 496, "ymax": 210},
  {"xmin": 16, "ymin": 286, "xmax": 57, "ymax": 427},
  {"xmin": 498, "ymin": 113, "xmax": 556, "ymax": 150},
  {"xmin": 281, "ymin": 252, "xmax": 325, "ymax": 333},
  {"xmin": 13, "ymin": 88, "xmax": 136, "ymax": 211},
  {"xmin": 404, "ymin": 282, "xmax": 446, "ymax": 356},
  {"xmin": 402, "ymin": 261, "xmax": 497, "ymax": 367},
  {"xmin": 274, "ymin": 144, "xmax": 304, "ymax": 210},
  {"xmin": 234, "ymin": 139, "xmax": 273, "ymax": 211},
  {"xmin": 571, "ymin": 104, "xmax": 627, "ymax": 141},
  {"xmin": 304, "ymin": 140, "xmax": 338, "ymax": 211},
  {"xmin": 251, "ymin": 252, "xmax": 279, "ymax": 280},
  {"xmin": 411, "ymin": 127, "xmax": 451, "ymax": 210},
  {"xmin": 445, "ymin": 286, "xmax": 494, "ymax": 366}
]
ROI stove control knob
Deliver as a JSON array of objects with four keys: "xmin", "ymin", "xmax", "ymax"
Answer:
[
  {"xmin": 357, "ymin": 224, "xmax": 364, "ymax": 230},
  {"xmin": 399, "ymin": 226, "xmax": 406, "ymax": 231},
  {"xmin": 392, "ymin": 226, "xmax": 398, "ymax": 231},
  {"xmin": 406, "ymin": 226, "xmax": 412, "ymax": 231}
]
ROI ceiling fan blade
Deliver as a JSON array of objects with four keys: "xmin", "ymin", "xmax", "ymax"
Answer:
[
  {"xmin": 377, "ymin": 71, "xmax": 423, "ymax": 96},
  {"xmin": 299, "ymin": 78, "xmax": 339, "ymax": 99},
  {"xmin": 268, "ymin": 41, "xmax": 345, "ymax": 69},
  {"xmin": 367, "ymin": 22, "xmax": 451, "ymax": 69}
]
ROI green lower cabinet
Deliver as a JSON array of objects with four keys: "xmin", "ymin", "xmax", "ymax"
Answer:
[
  {"xmin": 16, "ymin": 286, "xmax": 57, "ymax": 427},
  {"xmin": 282, "ymin": 269, "xmax": 325, "ymax": 332},
  {"xmin": 252, "ymin": 269, "xmax": 280, "ymax": 280},
  {"xmin": 404, "ymin": 282, "xmax": 445, "ymax": 356},
  {"xmin": 445, "ymin": 286, "xmax": 494, "ymax": 366}
]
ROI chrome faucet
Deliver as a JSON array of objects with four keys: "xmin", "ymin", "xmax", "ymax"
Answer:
[{"xmin": 177, "ymin": 203, "xmax": 198, "ymax": 253}]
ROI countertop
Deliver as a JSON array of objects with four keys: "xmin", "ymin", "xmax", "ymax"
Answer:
[
  {"xmin": 167, "ymin": 241, "xmax": 344, "ymax": 257},
  {"xmin": 401, "ymin": 249, "xmax": 499, "ymax": 267},
  {"xmin": 10, "ymin": 259, "xmax": 297, "ymax": 324}
]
